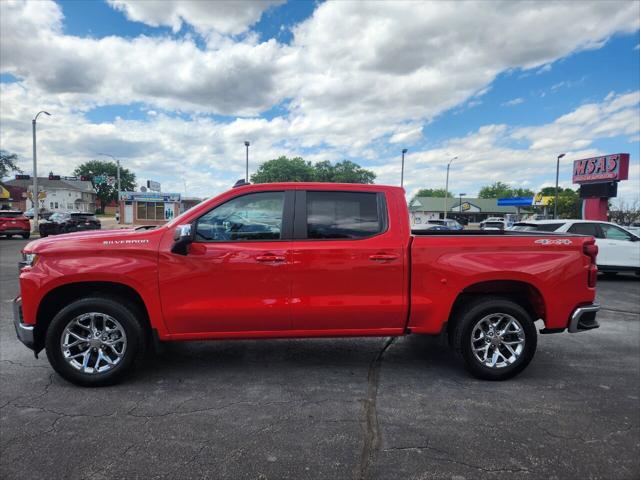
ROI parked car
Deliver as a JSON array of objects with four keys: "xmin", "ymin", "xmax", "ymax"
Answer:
[
  {"xmin": 24, "ymin": 208, "xmax": 53, "ymax": 220},
  {"xmin": 14, "ymin": 182, "xmax": 599, "ymax": 386},
  {"xmin": 510, "ymin": 220, "xmax": 640, "ymax": 275},
  {"xmin": 480, "ymin": 217, "xmax": 508, "ymax": 230},
  {"xmin": 38, "ymin": 212, "xmax": 101, "ymax": 237},
  {"xmin": 426, "ymin": 219, "xmax": 464, "ymax": 230},
  {"xmin": 0, "ymin": 210, "xmax": 30, "ymax": 239}
]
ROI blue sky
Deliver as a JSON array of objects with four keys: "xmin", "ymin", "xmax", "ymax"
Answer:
[{"xmin": 1, "ymin": 0, "xmax": 639, "ymax": 201}]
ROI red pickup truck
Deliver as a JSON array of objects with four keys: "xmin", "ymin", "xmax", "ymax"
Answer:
[{"xmin": 14, "ymin": 183, "xmax": 600, "ymax": 386}]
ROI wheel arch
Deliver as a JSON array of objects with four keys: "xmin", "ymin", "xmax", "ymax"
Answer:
[
  {"xmin": 33, "ymin": 281, "xmax": 151, "ymax": 354},
  {"xmin": 446, "ymin": 280, "xmax": 545, "ymax": 339}
]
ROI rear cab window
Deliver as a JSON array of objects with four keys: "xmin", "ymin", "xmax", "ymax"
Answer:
[{"xmin": 303, "ymin": 191, "xmax": 386, "ymax": 240}]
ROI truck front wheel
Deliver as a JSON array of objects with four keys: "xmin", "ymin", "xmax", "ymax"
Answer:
[
  {"xmin": 453, "ymin": 297, "xmax": 537, "ymax": 381},
  {"xmin": 45, "ymin": 296, "xmax": 147, "ymax": 387}
]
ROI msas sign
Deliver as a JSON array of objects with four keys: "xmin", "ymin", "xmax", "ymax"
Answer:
[{"xmin": 572, "ymin": 153, "xmax": 629, "ymax": 184}]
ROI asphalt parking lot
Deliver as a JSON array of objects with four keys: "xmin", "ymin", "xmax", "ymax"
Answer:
[{"xmin": 1, "ymin": 238, "xmax": 638, "ymax": 480}]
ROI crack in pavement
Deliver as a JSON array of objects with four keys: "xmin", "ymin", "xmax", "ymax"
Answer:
[
  {"xmin": 600, "ymin": 307, "xmax": 640, "ymax": 315},
  {"xmin": 354, "ymin": 336, "xmax": 396, "ymax": 480}
]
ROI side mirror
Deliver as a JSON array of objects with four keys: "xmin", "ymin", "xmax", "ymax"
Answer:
[{"xmin": 171, "ymin": 223, "xmax": 195, "ymax": 255}]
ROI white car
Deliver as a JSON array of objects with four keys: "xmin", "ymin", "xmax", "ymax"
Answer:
[{"xmin": 511, "ymin": 219, "xmax": 640, "ymax": 275}]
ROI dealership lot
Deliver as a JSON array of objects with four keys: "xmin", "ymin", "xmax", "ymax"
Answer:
[{"xmin": 1, "ymin": 238, "xmax": 638, "ymax": 479}]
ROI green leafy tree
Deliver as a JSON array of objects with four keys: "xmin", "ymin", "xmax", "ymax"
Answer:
[
  {"xmin": 0, "ymin": 150, "xmax": 22, "ymax": 179},
  {"xmin": 73, "ymin": 160, "xmax": 136, "ymax": 213},
  {"xmin": 328, "ymin": 160, "xmax": 376, "ymax": 184},
  {"xmin": 251, "ymin": 156, "xmax": 376, "ymax": 184},
  {"xmin": 478, "ymin": 181, "xmax": 535, "ymax": 198},
  {"xmin": 250, "ymin": 156, "xmax": 315, "ymax": 183},
  {"xmin": 539, "ymin": 187, "xmax": 581, "ymax": 218},
  {"xmin": 412, "ymin": 188, "xmax": 452, "ymax": 199}
]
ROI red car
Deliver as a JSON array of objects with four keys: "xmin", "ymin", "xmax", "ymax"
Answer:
[
  {"xmin": 13, "ymin": 183, "xmax": 599, "ymax": 386},
  {"xmin": 0, "ymin": 210, "xmax": 30, "ymax": 239}
]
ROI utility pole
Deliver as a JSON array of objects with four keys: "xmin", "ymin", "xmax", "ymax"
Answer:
[
  {"xmin": 554, "ymin": 153, "xmax": 566, "ymax": 219},
  {"xmin": 401, "ymin": 148, "xmax": 408, "ymax": 188},
  {"xmin": 443, "ymin": 156, "xmax": 457, "ymax": 219},
  {"xmin": 244, "ymin": 141, "xmax": 250, "ymax": 182},
  {"xmin": 32, "ymin": 111, "xmax": 51, "ymax": 233}
]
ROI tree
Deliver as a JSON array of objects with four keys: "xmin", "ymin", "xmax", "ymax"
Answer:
[
  {"xmin": 73, "ymin": 160, "xmax": 136, "ymax": 214},
  {"xmin": 608, "ymin": 200, "xmax": 640, "ymax": 225},
  {"xmin": 250, "ymin": 156, "xmax": 315, "ymax": 183},
  {"xmin": 251, "ymin": 156, "xmax": 376, "ymax": 184},
  {"xmin": 0, "ymin": 150, "xmax": 22, "ymax": 179},
  {"xmin": 478, "ymin": 181, "xmax": 535, "ymax": 198},
  {"xmin": 412, "ymin": 188, "xmax": 452, "ymax": 199},
  {"xmin": 329, "ymin": 160, "xmax": 376, "ymax": 184},
  {"xmin": 541, "ymin": 187, "xmax": 581, "ymax": 218}
]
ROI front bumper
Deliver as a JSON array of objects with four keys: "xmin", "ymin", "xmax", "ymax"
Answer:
[
  {"xmin": 12, "ymin": 296, "xmax": 35, "ymax": 350},
  {"xmin": 568, "ymin": 303, "xmax": 600, "ymax": 333}
]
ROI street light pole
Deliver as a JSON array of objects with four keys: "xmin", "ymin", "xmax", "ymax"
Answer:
[
  {"xmin": 244, "ymin": 141, "xmax": 250, "ymax": 182},
  {"xmin": 32, "ymin": 111, "xmax": 51, "ymax": 233},
  {"xmin": 443, "ymin": 156, "xmax": 457, "ymax": 219},
  {"xmin": 400, "ymin": 148, "xmax": 408, "ymax": 188},
  {"xmin": 554, "ymin": 153, "xmax": 566, "ymax": 219}
]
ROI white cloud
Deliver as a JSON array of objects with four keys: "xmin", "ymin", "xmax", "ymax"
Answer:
[
  {"xmin": 502, "ymin": 98, "xmax": 524, "ymax": 107},
  {"xmin": 107, "ymin": 0, "xmax": 283, "ymax": 36},
  {"xmin": 376, "ymin": 92, "xmax": 640, "ymax": 202}
]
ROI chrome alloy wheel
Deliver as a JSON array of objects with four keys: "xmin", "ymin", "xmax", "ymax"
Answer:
[
  {"xmin": 60, "ymin": 312, "xmax": 127, "ymax": 374},
  {"xmin": 470, "ymin": 313, "xmax": 525, "ymax": 369}
]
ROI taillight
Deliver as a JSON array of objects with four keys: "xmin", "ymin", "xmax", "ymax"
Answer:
[
  {"xmin": 584, "ymin": 241, "xmax": 598, "ymax": 287},
  {"xmin": 583, "ymin": 242, "xmax": 598, "ymax": 263}
]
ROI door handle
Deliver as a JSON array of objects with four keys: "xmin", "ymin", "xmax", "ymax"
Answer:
[
  {"xmin": 369, "ymin": 254, "xmax": 398, "ymax": 262},
  {"xmin": 256, "ymin": 254, "xmax": 286, "ymax": 263}
]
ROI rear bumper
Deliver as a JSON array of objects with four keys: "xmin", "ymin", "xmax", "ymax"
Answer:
[
  {"xmin": 12, "ymin": 296, "xmax": 35, "ymax": 350},
  {"xmin": 1, "ymin": 228, "xmax": 29, "ymax": 235},
  {"xmin": 568, "ymin": 303, "xmax": 600, "ymax": 333}
]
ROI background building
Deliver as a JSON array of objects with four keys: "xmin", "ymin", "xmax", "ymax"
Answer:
[
  {"xmin": 4, "ymin": 176, "xmax": 96, "ymax": 213},
  {"xmin": 409, "ymin": 196, "xmax": 524, "ymax": 225},
  {"xmin": 118, "ymin": 191, "xmax": 182, "ymax": 225}
]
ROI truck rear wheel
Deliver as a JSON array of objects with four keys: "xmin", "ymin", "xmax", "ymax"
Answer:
[
  {"xmin": 453, "ymin": 297, "xmax": 537, "ymax": 381},
  {"xmin": 45, "ymin": 296, "xmax": 147, "ymax": 387}
]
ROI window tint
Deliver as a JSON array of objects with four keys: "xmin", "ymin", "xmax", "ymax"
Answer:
[
  {"xmin": 532, "ymin": 223, "xmax": 564, "ymax": 232},
  {"xmin": 196, "ymin": 191, "xmax": 284, "ymax": 241},
  {"xmin": 306, "ymin": 191, "xmax": 382, "ymax": 239},
  {"xmin": 601, "ymin": 224, "xmax": 633, "ymax": 241},
  {"xmin": 568, "ymin": 223, "xmax": 600, "ymax": 237}
]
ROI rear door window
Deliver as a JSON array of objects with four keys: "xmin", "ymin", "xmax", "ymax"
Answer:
[
  {"xmin": 568, "ymin": 223, "xmax": 602, "ymax": 237},
  {"xmin": 305, "ymin": 191, "xmax": 384, "ymax": 239}
]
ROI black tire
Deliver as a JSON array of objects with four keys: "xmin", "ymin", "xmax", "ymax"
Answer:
[
  {"xmin": 21, "ymin": 232, "xmax": 30, "ymax": 240},
  {"xmin": 45, "ymin": 296, "xmax": 147, "ymax": 387},
  {"xmin": 39, "ymin": 232, "xmax": 47, "ymax": 238},
  {"xmin": 452, "ymin": 297, "xmax": 537, "ymax": 381}
]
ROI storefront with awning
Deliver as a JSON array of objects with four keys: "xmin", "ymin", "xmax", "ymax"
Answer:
[{"xmin": 118, "ymin": 192, "xmax": 181, "ymax": 225}]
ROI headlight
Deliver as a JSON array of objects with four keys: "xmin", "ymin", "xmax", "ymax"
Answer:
[{"xmin": 19, "ymin": 252, "xmax": 38, "ymax": 269}]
